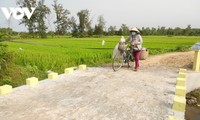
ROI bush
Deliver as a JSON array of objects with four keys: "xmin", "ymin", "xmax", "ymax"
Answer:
[
  {"xmin": 175, "ymin": 45, "xmax": 190, "ymax": 52},
  {"xmin": 0, "ymin": 33, "xmax": 7, "ymax": 42},
  {"xmin": 20, "ymin": 33, "xmax": 34, "ymax": 38},
  {"xmin": 0, "ymin": 43, "xmax": 12, "ymax": 76},
  {"xmin": 0, "ymin": 76, "xmax": 12, "ymax": 86},
  {"xmin": 0, "ymin": 34, "xmax": 4, "ymax": 42},
  {"xmin": 0, "ymin": 43, "xmax": 8, "ymax": 64}
]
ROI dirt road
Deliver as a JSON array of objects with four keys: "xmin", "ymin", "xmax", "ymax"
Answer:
[{"xmin": 0, "ymin": 51, "xmax": 198, "ymax": 120}]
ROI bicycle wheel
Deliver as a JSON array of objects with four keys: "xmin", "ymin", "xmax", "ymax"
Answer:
[{"xmin": 112, "ymin": 54, "xmax": 124, "ymax": 71}]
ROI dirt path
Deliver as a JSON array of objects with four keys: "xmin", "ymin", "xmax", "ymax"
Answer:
[
  {"xmin": 140, "ymin": 51, "xmax": 194, "ymax": 69},
  {"xmin": 0, "ymin": 51, "xmax": 198, "ymax": 120}
]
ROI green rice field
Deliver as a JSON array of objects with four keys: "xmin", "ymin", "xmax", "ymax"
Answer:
[
  {"xmin": 5, "ymin": 36, "xmax": 200, "ymax": 73},
  {"xmin": 0, "ymin": 36, "xmax": 199, "ymax": 87}
]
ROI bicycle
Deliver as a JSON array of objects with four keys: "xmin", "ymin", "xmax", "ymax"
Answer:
[{"xmin": 112, "ymin": 47, "xmax": 135, "ymax": 71}]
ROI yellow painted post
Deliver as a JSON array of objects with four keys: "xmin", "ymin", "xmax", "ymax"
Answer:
[
  {"xmin": 175, "ymin": 86, "xmax": 186, "ymax": 97},
  {"xmin": 48, "ymin": 72, "xmax": 58, "ymax": 80},
  {"xmin": 193, "ymin": 50, "xmax": 200, "ymax": 71},
  {"xmin": 0, "ymin": 85, "xmax": 12, "ymax": 95},
  {"xmin": 65, "ymin": 68, "xmax": 74, "ymax": 74},
  {"xmin": 26, "ymin": 77, "xmax": 38, "ymax": 86},
  {"xmin": 172, "ymin": 95, "xmax": 186, "ymax": 112},
  {"xmin": 179, "ymin": 68, "xmax": 187, "ymax": 73},
  {"xmin": 79, "ymin": 64, "xmax": 87, "ymax": 70},
  {"xmin": 168, "ymin": 116, "xmax": 184, "ymax": 120},
  {"xmin": 176, "ymin": 78, "xmax": 186, "ymax": 86},
  {"xmin": 178, "ymin": 72, "xmax": 186, "ymax": 78}
]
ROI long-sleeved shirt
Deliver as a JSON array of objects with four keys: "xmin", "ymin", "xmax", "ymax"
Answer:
[{"xmin": 125, "ymin": 34, "xmax": 143, "ymax": 50}]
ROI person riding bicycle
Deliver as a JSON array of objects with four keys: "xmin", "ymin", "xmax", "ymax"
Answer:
[{"xmin": 125, "ymin": 27, "xmax": 143, "ymax": 71}]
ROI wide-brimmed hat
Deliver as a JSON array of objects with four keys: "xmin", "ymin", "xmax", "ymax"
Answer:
[{"xmin": 129, "ymin": 27, "xmax": 140, "ymax": 33}]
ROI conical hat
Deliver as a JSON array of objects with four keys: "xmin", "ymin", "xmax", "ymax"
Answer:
[{"xmin": 129, "ymin": 27, "xmax": 140, "ymax": 33}]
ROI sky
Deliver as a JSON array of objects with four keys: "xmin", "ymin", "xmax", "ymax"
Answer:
[{"xmin": 0, "ymin": 0, "xmax": 199, "ymax": 32}]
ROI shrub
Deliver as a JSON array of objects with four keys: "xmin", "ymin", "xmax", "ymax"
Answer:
[
  {"xmin": 175, "ymin": 45, "xmax": 190, "ymax": 52},
  {"xmin": 0, "ymin": 76, "xmax": 12, "ymax": 86},
  {"xmin": 0, "ymin": 43, "xmax": 12, "ymax": 76}
]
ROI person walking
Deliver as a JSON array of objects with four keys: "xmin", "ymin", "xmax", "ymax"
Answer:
[{"xmin": 126, "ymin": 27, "xmax": 143, "ymax": 71}]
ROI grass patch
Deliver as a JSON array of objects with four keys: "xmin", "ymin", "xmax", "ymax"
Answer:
[{"xmin": 1, "ymin": 36, "xmax": 200, "ymax": 87}]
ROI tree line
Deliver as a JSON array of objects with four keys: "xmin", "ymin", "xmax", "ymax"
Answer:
[{"xmin": 1, "ymin": 0, "xmax": 200, "ymax": 38}]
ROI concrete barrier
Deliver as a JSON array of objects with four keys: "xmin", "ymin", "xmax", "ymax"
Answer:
[
  {"xmin": 65, "ymin": 68, "xmax": 74, "ymax": 74},
  {"xmin": 0, "ymin": 85, "xmax": 12, "ymax": 95},
  {"xmin": 79, "ymin": 64, "xmax": 87, "ymax": 70},
  {"xmin": 175, "ymin": 86, "xmax": 186, "ymax": 97},
  {"xmin": 0, "ymin": 64, "xmax": 87, "ymax": 96},
  {"xmin": 176, "ymin": 78, "xmax": 186, "ymax": 86},
  {"xmin": 179, "ymin": 69, "xmax": 187, "ymax": 73},
  {"xmin": 172, "ymin": 95, "xmax": 186, "ymax": 112},
  {"xmin": 170, "ymin": 68, "xmax": 187, "ymax": 119},
  {"xmin": 178, "ymin": 72, "xmax": 186, "ymax": 79},
  {"xmin": 48, "ymin": 72, "xmax": 58, "ymax": 80},
  {"xmin": 168, "ymin": 116, "xmax": 184, "ymax": 120},
  {"xmin": 26, "ymin": 77, "xmax": 39, "ymax": 86}
]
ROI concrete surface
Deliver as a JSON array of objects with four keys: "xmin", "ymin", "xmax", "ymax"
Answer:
[
  {"xmin": 0, "ymin": 51, "xmax": 199, "ymax": 120},
  {"xmin": 0, "ymin": 67, "xmax": 178, "ymax": 120},
  {"xmin": 186, "ymin": 71, "xmax": 200, "ymax": 93}
]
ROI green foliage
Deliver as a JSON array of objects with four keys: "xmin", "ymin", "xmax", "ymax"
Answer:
[
  {"xmin": 35, "ymin": 1, "xmax": 51, "ymax": 38},
  {"xmin": 0, "ymin": 44, "xmax": 10, "ymax": 68},
  {"xmin": 0, "ymin": 28, "xmax": 16, "ymax": 41},
  {"xmin": 19, "ymin": 33, "xmax": 34, "ymax": 39},
  {"xmin": 52, "ymin": 0, "xmax": 71, "ymax": 35},
  {"xmin": 120, "ymin": 24, "xmax": 129, "ymax": 36},
  {"xmin": 94, "ymin": 15, "xmax": 106, "ymax": 35},
  {"xmin": 17, "ymin": 0, "xmax": 37, "ymax": 36},
  {"xmin": 175, "ymin": 45, "xmax": 190, "ymax": 52},
  {"xmin": 94, "ymin": 25, "xmax": 103, "ymax": 36},
  {"xmin": 0, "ymin": 43, "xmax": 14, "ymax": 86},
  {"xmin": 22, "ymin": 63, "xmax": 46, "ymax": 82},
  {"xmin": 76, "ymin": 9, "xmax": 92, "ymax": 37},
  {"xmin": 7, "ymin": 36, "xmax": 200, "ymax": 68},
  {"xmin": 107, "ymin": 26, "xmax": 116, "ymax": 36},
  {"xmin": 17, "ymin": 0, "xmax": 50, "ymax": 38},
  {"xmin": 3, "ymin": 36, "xmax": 200, "ymax": 87},
  {"xmin": 24, "ymin": 64, "xmax": 39, "ymax": 76},
  {"xmin": 140, "ymin": 25, "xmax": 200, "ymax": 36},
  {"xmin": 0, "ymin": 76, "xmax": 12, "ymax": 86}
]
